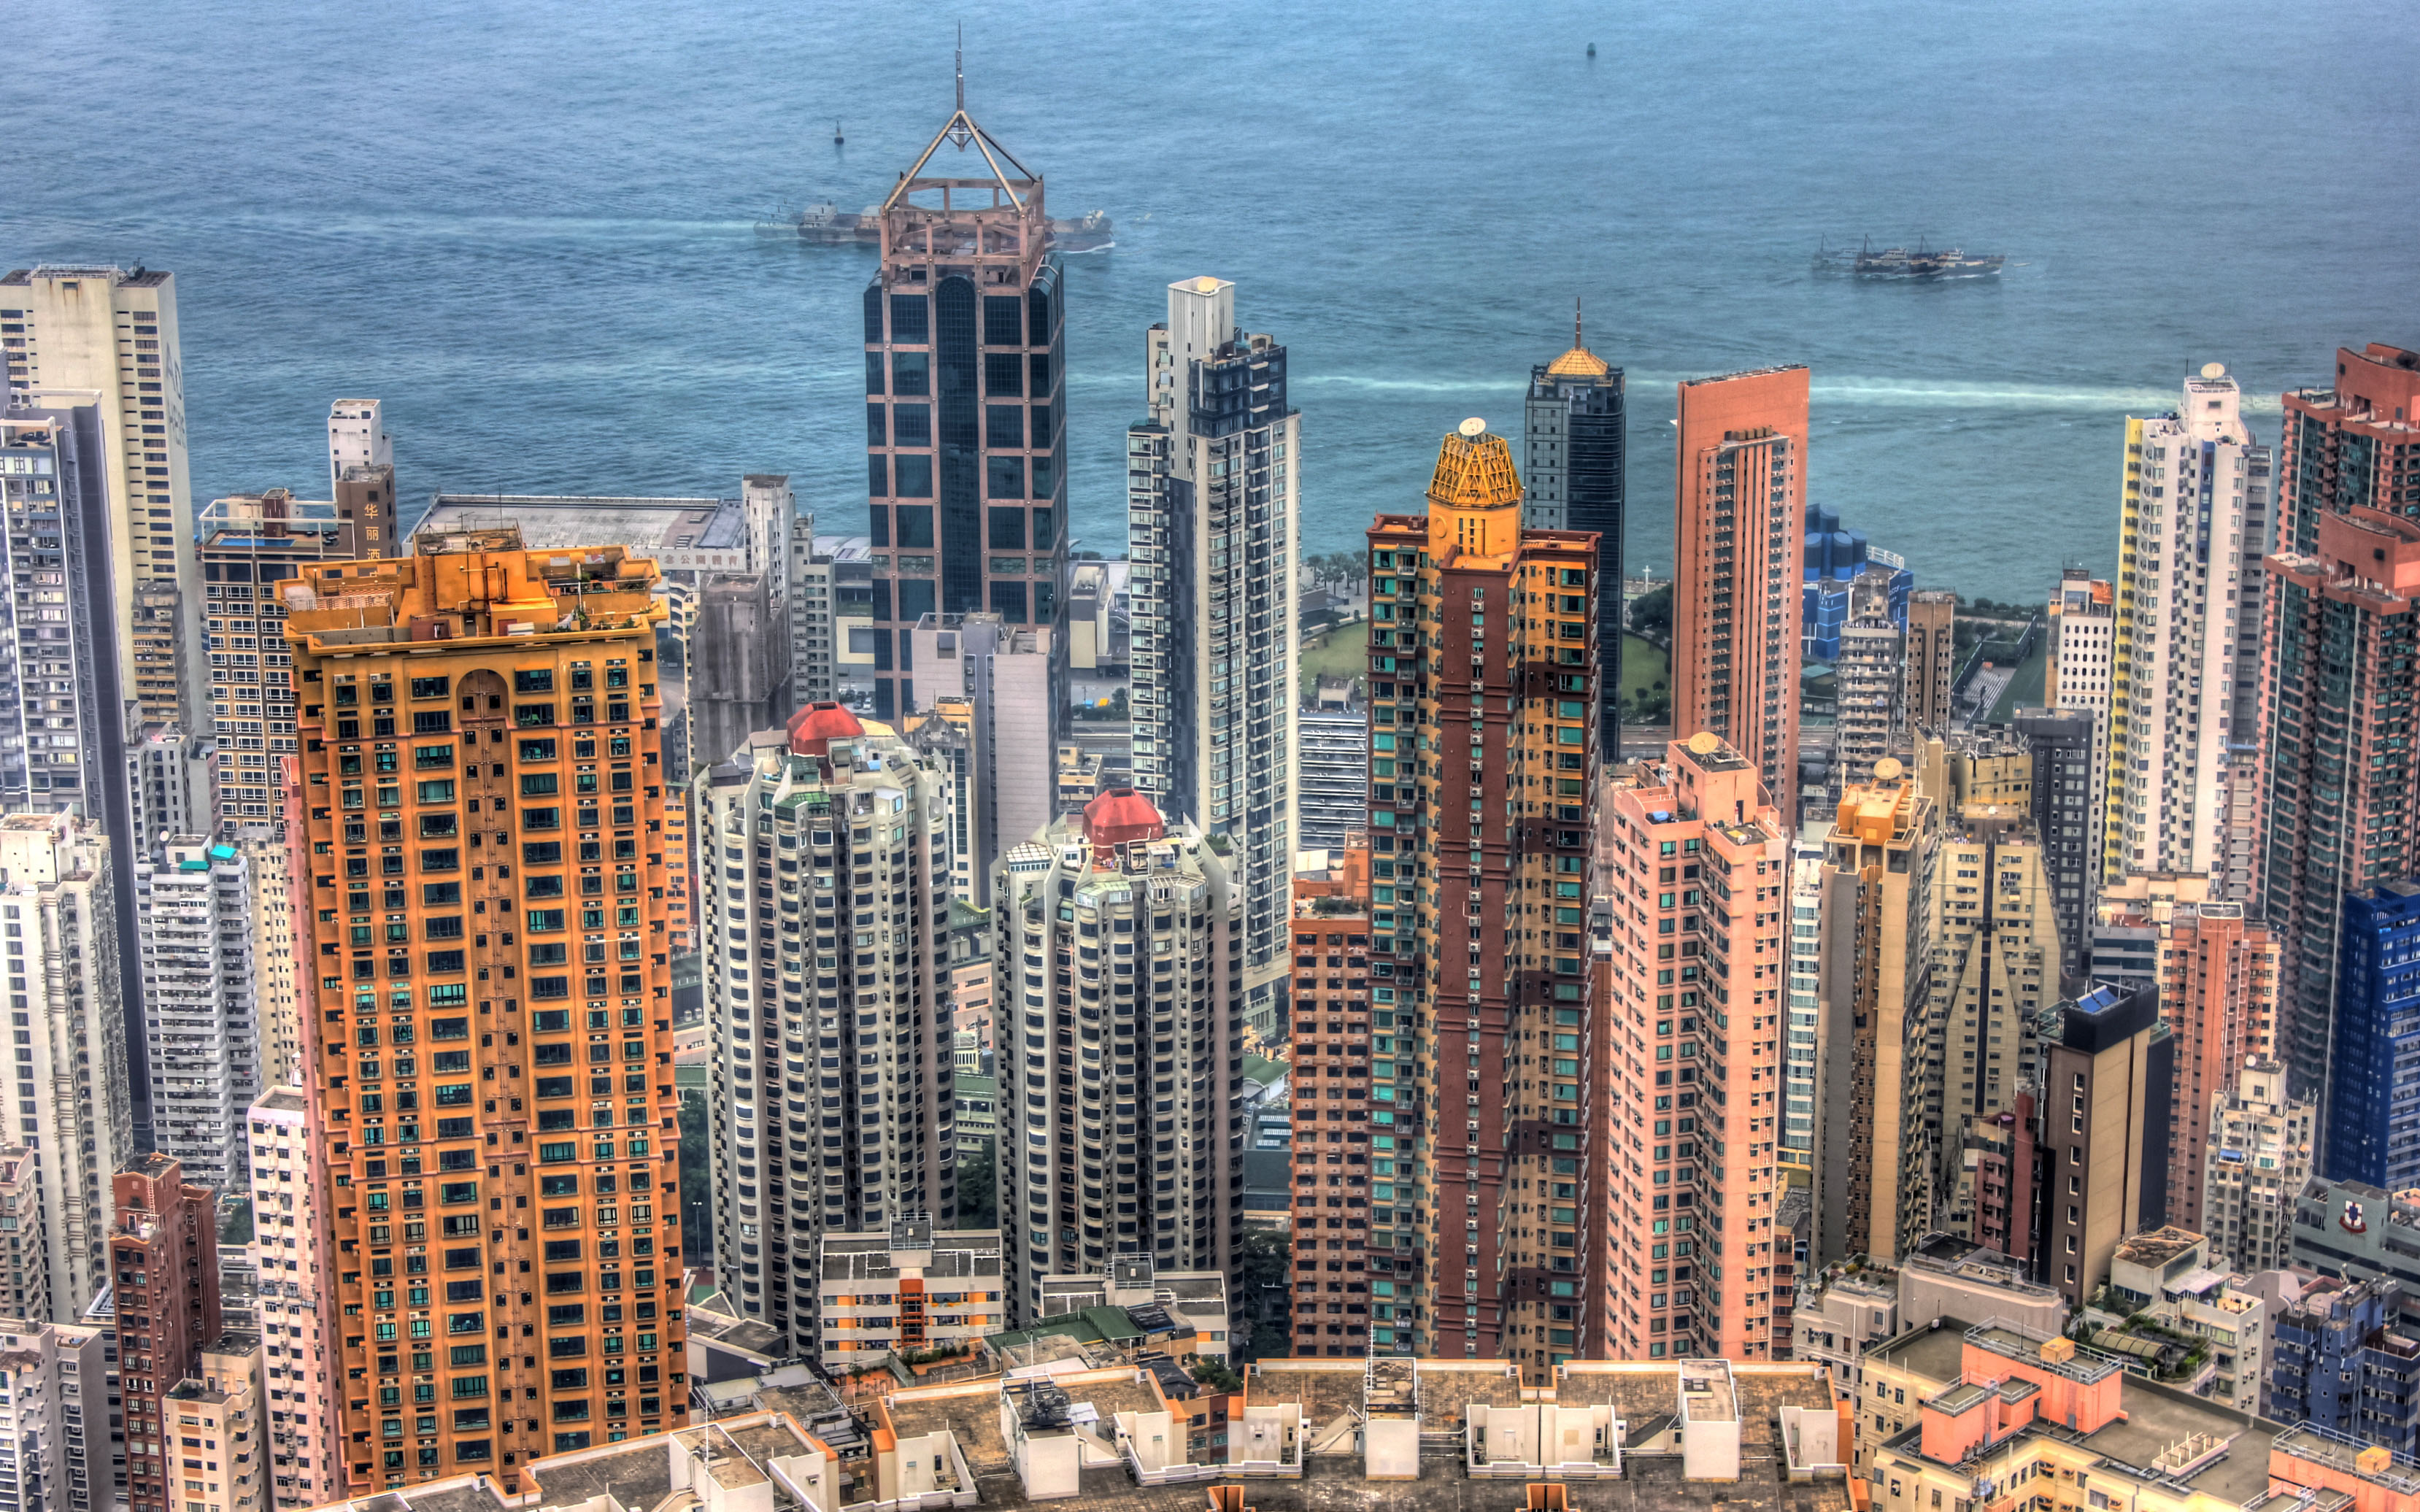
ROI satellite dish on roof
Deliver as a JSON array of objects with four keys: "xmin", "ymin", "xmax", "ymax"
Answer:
[
  {"xmin": 1875, "ymin": 757, "xmax": 1904, "ymax": 782},
  {"xmin": 1458, "ymin": 417, "xmax": 1487, "ymax": 438},
  {"xmin": 2200, "ymin": 362, "xmax": 2227, "ymax": 379}
]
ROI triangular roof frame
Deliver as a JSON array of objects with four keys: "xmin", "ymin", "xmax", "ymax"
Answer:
[{"xmin": 881, "ymin": 107, "xmax": 1038, "ymax": 215}]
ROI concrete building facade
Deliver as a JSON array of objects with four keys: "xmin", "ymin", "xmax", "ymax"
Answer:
[
  {"xmin": 906, "ymin": 614, "xmax": 1054, "ymax": 908},
  {"xmin": 0, "ymin": 812, "xmax": 131, "ymax": 1317},
  {"xmin": 134, "ymin": 836, "xmax": 261, "ymax": 1192},
  {"xmin": 1902, "ymin": 590, "xmax": 1957, "ymax": 741},
  {"xmin": 989, "ymin": 790, "xmax": 1243, "ymax": 1327},
  {"xmin": 695, "ymin": 706, "xmax": 955, "ymax": 1361},
  {"xmin": 2043, "ymin": 568, "xmax": 2113, "ymax": 895},
  {"xmin": 247, "ymin": 1087, "xmax": 343, "ymax": 1511},
  {"xmin": 1603, "ymin": 736, "xmax": 1789, "ymax": 1363},
  {"xmin": 0, "ymin": 265, "xmax": 205, "ymax": 729},
  {"xmin": 2200, "ymin": 1057, "xmax": 2310, "ymax": 1276},
  {"xmin": 2105, "ymin": 366, "xmax": 2272, "ymax": 883}
]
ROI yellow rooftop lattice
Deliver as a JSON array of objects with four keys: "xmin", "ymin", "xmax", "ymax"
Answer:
[{"xmin": 1425, "ymin": 425, "xmax": 1526, "ymax": 561}]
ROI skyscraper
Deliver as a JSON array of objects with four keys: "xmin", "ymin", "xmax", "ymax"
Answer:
[
  {"xmin": 1365, "ymin": 420, "xmax": 1602, "ymax": 1367},
  {"xmin": 906, "ymin": 613, "xmax": 1055, "ymax": 907},
  {"xmin": 247, "ymin": 1086, "xmax": 343, "ymax": 1510},
  {"xmin": 696, "ymin": 706, "xmax": 954, "ymax": 1359},
  {"xmin": 1924, "ymin": 801, "xmax": 2062, "ymax": 1244},
  {"xmin": 1603, "ymin": 734, "xmax": 1788, "ymax": 1363},
  {"xmin": 989, "ymin": 789, "xmax": 1241, "ymax": 1325},
  {"xmin": 283, "ymin": 530, "xmax": 687, "ymax": 1492},
  {"xmin": 1285, "ymin": 838, "xmax": 1392, "ymax": 1357},
  {"xmin": 1903, "ymin": 589, "xmax": 1957, "ymax": 740},
  {"xmin": 1125, "ymin": 277, "xmax": 1300, "ymax": 1027},
  {"xmin": 2105, "ymin": 366, "xmax": 2271, "ymax": 882},
  {"xmin": 2151, "ymin": 899, "xmax": 2278, "ymax": 1233},
  {"xmin": 2327, "ymin": 882, "xmax": 2420, "ymax": 1192},
  {"xmin": 1673, "ymin": 366, "xmax": 1809, "ymax": 814},
  {"xmin": 1833, "ymin": 571, "xmax": 1905, "ymax": 798},
  {"xmin": 0, "ymin": 811, "xmax": 132, "ymax": 1318},
  {"xmin": 0, "ymin": 265, "xmax": 205, "ymax": 729},
  {"xmin": 326, "ymin": 398, "xmax": 390, "ymax": 501},
  {"xmin": 133, "ymin": 836, "xmax": 260, "ymax": 1192},
  {"xmin": 860, "ymin": 75, "xmax": 1066, "ymax": 724},
  {"xmin": 2259, "ymin": 342, "xmax": 2420, "ymax": 1108},
  {"xmin": 2035, "ymin": 984, "xmax": 2172, "ymax": 1310},
  {"xmin": 2043, "ymin": 569, "xmax": 2113, "ymax": 890},
  {"xmin": 2200, "ymin": 1057, "xmax": 2309, "ymax": 1275},
  {"xmin": 2010, "ymin": 705, "xmax": 2099, "ymax": 988},
  {"xmin": 110, "ymin": 1152, "xmax": 223, "ymax": 1512},
  {"xmin": 1524, "ymin": 306, "xmax": 1625, "ymax": 747}
]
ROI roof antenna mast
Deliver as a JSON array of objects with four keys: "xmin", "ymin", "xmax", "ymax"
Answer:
[
  {"xmin": 955, "ymin": 23, "xmax": 965, "ymax": 113},
  {"xmin": 1574, "ymin": 295, "xmax": 1584, "ymax": 350}
]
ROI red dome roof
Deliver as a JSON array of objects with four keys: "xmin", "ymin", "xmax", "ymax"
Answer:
[
  {"xmin": 1082, "ymin": 787, "xmax": 1165, "ymax": 853},
  {"xmin": 787, "ymin": 701, "xmax": 865, "ymax": 756}
]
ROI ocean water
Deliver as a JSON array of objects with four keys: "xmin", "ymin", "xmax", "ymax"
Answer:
[{"xmin": 5, "ymin": 0, "xmax": 2416, "ymax": 602}]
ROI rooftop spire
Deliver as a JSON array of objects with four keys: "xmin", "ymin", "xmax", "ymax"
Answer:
[
  {"xmin": 955, "ymin": 22, "xmax": 964, "ymax": 113},
  {"xmin": 1575, "ymin": 295, "xmax": 1583, "ymax": 351}
]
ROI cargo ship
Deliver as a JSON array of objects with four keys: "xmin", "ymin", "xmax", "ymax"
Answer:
[
  {"xmin": 1814, "ymin": 236, "xmax": 2003, "ymax": 279},
  {"xmin": 759, "ymin": 200, "xmax": 1114, "ymax": 252}
]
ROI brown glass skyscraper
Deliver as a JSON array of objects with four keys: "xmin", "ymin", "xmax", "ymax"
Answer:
[
  {"xmin": 861, "ymin": 77, "xmax": 1066, "ymax": 722},
  {"xmin": 286, "ymin": 529, "xmax": 686, "ymax": 1494}
]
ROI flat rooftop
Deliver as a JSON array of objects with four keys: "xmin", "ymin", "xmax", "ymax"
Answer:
[{"xmin": 420, "ymin": 493, "xmax": 747, "ymax": 556}]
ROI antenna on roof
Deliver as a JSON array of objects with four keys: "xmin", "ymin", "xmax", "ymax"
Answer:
[
  {"xmin": 955, "ymin": 22, "xmax": 965, "ymax": 114},
  {"xmin": 1574, "ymin": 295, "xmax": 1583, "ymax": 351}
]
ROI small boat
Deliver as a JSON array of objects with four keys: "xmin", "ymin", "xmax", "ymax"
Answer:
[
  {"xmin": 1814, "ymin": 234, "xmax": 2004, "ymax": 279},
  {"xmin": 833, "ymin": 119, "xmax": 844, "ymax": 146}
]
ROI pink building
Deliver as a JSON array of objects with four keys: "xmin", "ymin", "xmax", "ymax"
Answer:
[{"xmin": 1602, "ymin": 734, "xmax": 1789, "ymax": 1361}]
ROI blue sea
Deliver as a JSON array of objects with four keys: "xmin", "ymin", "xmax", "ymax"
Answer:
[{"xmin": 6, "ymin": 0, "xmax": 2415, "ymax": 602}]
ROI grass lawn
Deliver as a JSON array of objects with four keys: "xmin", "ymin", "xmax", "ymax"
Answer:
[
  {"xmin": 1620, "ymin": 633, "xmax": 1669, "ymax": 698},
  {"xmin": 1299, "ymin": 619, "xmax": 1368, "ymax": 701}
]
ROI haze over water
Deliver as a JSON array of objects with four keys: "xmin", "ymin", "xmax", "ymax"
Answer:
[{"xmin": 6, "ymin": 0, "xmax": 2416, "ymax": 602}]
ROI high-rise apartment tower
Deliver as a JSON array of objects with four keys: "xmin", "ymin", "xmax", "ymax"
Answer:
[
  {"xmin": 696, "ymin": 706, "xmax": 954, "ymax": 1359},
  {"xmin": 1603, "ymin": 735, "xmax": 1788, "ymax": 1362},
  {"xmin": 1126, "ymin": 277, "xmax": 1300, "ymax": 1026},
  {"xmin": 1673, "ymin": 366, "xmax": 1808, "ymax": 814},
  {"xmin": 1365, "ymin": 420, "xmax": 1603, "ymax": 1369},
  {"xmin": 2105, "ymin": 366, "xmax": 2270, "ymax": 881},
  {"xmin": 284, "ymin": 530, "xmax": 687, "ymax": 1493},
  {"xmin": 2261, "ymin": 342, "xmax": 2420, "ymax": 1111},
  {"xmin": 989, "ymin": 790, "xmax": 1243, "ymax": 1325}
]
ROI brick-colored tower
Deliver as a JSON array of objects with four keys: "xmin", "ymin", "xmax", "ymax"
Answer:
[
  {"xmin": 284, "ymin": 528, "xmax": 687, "ymax": 1495},
  {"xmin": 2259, "ymin": 343, "xmax": 2420, "ymax": 1110},
  {"xmin": 1286, "ymin": 837, "xmax": 1384, "ymax": 1356},
  {"xmin": 1673, "ymin": 366, "xmax": 1808, "ymax": 817},
  {"xmin": 2157, "ymin": 903, "xmax": 2279, "ymax": 1234},
  {"xmin": 112, "ymin": 1152, "xmax": 222, "ymax": 1512},
  {"xmin": 1365, "ymin": 420, "xmax": 1603, "ymax": 1373},
  {"xmin": 1603, "ymin": 735, "xmax": 1789, "ymax": 1361}
]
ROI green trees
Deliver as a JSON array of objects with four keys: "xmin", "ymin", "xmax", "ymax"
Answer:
[
  {"xmin": 679, "ymin": 1089, "xmax": 712, "ymax": 1260},
  {"xmin": 955, "ymin": 1142, "xmax": 998, "ymax": 1229},
  {"xmin": 1630, "ymin": 582, "xmax": 1673, "ymax": 639},
  {"xmin": 1231, "ymin": 1230, "xmax": 1292, "ymax": 1360}
]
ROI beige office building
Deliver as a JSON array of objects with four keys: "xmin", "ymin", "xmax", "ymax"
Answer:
[{"xmin": 0, "ymin": 265, "xmax": 205, "ymax": 727}]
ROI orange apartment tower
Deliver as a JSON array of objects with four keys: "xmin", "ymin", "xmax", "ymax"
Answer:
[
  {"xmin": 283, "ymin": 527, "xmax": 687, "ymax": 1495},
  {"xmin": 1603, "ymin": 733, "xmax": 1789, "ymax": 1362},
  {"xmin": 1365, "ymin": 420, "xmax": 1604, "ymax": 1374},
  {"xmin": 1673, "ymin": 366, "xmax": 1809, "ymax": 818}
]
